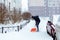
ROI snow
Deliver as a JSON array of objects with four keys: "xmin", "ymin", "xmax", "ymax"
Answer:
[
  {"xmin": 0, "ymin": 32, "xmax": 53, "ymax": 40},
  {"xmin": 53, "ymin": 15, "xmax": 60, "ymax": 25},
  {"xmin": 0, "ymin": 17, "xmax": 53, "ymax": 40},
  {"xmin": 55, "ymin": 24, "xmax": 60, "ymax": 40},
  {"xmin": 53, "ymin": 15, "xmax": 60, "ymax": 40}
]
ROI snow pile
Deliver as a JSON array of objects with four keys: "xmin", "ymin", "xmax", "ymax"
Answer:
[{"xmin": 0, "ymin": 17, "xmax": 53, "ymax": 40}]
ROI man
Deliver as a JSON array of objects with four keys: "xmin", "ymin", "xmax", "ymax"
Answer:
[
  {"xmin": 32, "ymin": 16, "xmax": 40, "ymax": 32},
  {"xmin": 46, "ymin": 21, "xmax": 57, "ymax": 40}
]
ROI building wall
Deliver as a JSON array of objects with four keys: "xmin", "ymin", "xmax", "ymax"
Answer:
[
  {"xmin": 28, "ymin": 0, "xmax": 45, "ymax": 7},
  {"xmin": 28, "ymin": 0, "xmax": 60, "ymax": 17},
  {"xmin": 28, "ymin": 6, "xmax": 48, "ymax": 17}
]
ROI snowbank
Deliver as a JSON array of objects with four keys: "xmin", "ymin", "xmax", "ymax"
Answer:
[{"xmin": 0, "ymin": 17, "xmax": 53, "ymax": 40}]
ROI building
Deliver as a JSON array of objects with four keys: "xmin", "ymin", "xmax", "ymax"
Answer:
[{"xmin": 28, "ymin": 0, "xmax": 60, "ymax": 21}]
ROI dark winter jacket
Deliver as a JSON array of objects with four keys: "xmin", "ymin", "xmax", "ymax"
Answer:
[{"xmin": 32, "ymin": 16, "xmax": 40, "ymax": 22}]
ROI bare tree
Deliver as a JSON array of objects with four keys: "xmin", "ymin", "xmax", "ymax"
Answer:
[
  {"xmin": 22, "ymin": 12, "xmax": 32, "ymax": 20},
  {"xmin": 0, "ymin": 3, "xmax": 7, "ymax": 24},
  {"xmin": 11, "ymin": 8, "xmax": 22, "ymax": 23}
]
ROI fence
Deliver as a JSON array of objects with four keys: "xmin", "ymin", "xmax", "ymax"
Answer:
[
  {"xmin": 0, "ymin": 20, "xmax": 30, "ymax": 33},
  {"xmin": 0, "ymin": 26, "xmax": 20, "ymax": 33}
]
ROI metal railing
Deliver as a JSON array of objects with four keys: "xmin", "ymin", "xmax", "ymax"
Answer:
[{"xmin": 0, "ymin": 20, "xmax": 30, "ymax": 33}]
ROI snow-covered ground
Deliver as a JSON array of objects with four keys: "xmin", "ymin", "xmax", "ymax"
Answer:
[{"xmin": 0, "ymin": 17, "xmax": 53, "ymax": 40}]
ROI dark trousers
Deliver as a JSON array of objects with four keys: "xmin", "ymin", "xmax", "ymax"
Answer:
[
  {"xmin": 47, "ymin": 31, "xmax": 57, "ymax": 40},
  {"xmin": 52, "ymin": 33, "xmax": 57, "ymax": 40},
  {"xmin": 36, "ymin": 21, "xmax": 40, "ymax": 32}
]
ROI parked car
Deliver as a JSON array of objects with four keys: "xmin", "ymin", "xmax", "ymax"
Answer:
[{"xmin": 46, "ymin": 21, "xmax": 57, "ymax": 40}]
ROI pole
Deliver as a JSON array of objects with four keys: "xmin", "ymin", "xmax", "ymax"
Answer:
[
  {"xmin": 17, "ymin": 26, "xmax": 19, "ymax": 32},
  {"xmin": 2, "ymin": 27, "xmax": 4, "ymax": 33},
  {"xmin": 9, "ymin": 2, "xmax": 10, "ymax": 12}
]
